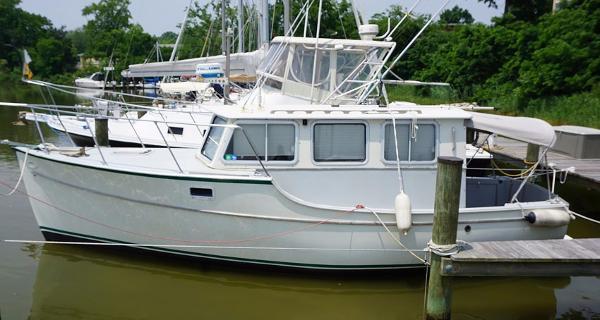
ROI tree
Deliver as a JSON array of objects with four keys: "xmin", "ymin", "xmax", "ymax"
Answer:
[
  {"xmin": 81, "ymin": 0, "xmax": 133, "ymax": 57},
  {"xmin": 439, "ymin": 6, "xmax": 474, "ymax": 24},
  {"xmin": 82, "ymin": 0, "xmax": 132, "ymax": 32},
  {"xmin": 479, "ymin": 0, "xmax": 553, "ymax": 22},
  {"xmin": 0, "ymin": 0, "xmax": 77, "ymax": 79}
]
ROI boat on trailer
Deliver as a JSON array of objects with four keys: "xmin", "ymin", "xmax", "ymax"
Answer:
[{"xmin": 9, "ymin": 36, "xmax": 573, "ymax": 270}]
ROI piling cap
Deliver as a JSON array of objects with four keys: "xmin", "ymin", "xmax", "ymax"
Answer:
[{"xmin": 437, "ymin": 156, "xmax": 463, "ymax": 165}]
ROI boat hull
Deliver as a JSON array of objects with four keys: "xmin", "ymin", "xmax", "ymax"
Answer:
[{"xmin": 16, "ymin": 150, "xmax": 569, "ymax": 270}]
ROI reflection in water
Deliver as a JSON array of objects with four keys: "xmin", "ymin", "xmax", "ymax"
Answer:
[{"xmin": 29, "ymin": 244, "xmax": 566, "ymax": 320}]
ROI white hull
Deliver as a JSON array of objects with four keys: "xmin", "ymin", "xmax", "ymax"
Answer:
[
  {"xmin": 43, "ymin": 111, "xmax": 211, "ymax": 148},
  {"xmin": 16, "ymin": 149, "xmax": 568, "ymax": 270}
]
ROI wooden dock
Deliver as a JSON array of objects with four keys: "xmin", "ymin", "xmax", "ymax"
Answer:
[
  {"xmin": 491, "ymin": 137, "xmax": 600, "ymax": 184},
  {"xmin": 441, "ymin": 238, "xmax": 600, "ymax": 277}
]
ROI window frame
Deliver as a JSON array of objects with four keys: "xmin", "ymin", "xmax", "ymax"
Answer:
[
  {"xmin": 310, "ymin": 120, "xmax": 369, "ymax": 166},
  {"xmin": 222, "ymin": 120, "xmax": 299, "ymax": 165},
  {"xmin": 381, "ymin": 120, "xmax": 439, "ymax": 165},
  {"xmin": 200, "ymin": 116, "xmax": 228, "ymax": 161}
]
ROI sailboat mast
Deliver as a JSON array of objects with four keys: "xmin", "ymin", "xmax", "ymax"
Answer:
[
  {"xmin": 259, "ymin": 0, "xmax": 269, "ymax": 46},
  {"xmin": 170, "ymin": 0, "xmax": 192, "ymax": 62},
  {"xmin": 283, "ymin": 0, "xmax": 290, "ymax": 34},
  {"xmin": 222, "ymin": 0, "xmax": 231, "ymax": 102},
  {"xmin": 238, "ymin": 0, "xmax": 244, "ymax": 52},
  {"xmin": 222, "ymin": 0, "xmax": 227, "ymax": 54}
]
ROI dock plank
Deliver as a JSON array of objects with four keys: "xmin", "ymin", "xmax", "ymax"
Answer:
[
  {"xmin": 441, "ymin": 239, "xmax": 600, "ymax": 277},
  {"xmin": 490, "ymin": 137, "xmax": 600, "ymax": 184}
]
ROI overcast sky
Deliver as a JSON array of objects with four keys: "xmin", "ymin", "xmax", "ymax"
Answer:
[{"xmin": 19, "ymin": 0, "xmax": 503, "ymax": 36}]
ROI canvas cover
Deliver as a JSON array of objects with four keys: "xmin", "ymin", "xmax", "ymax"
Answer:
[{"xmin": 466, "ymin": 112, "xmax": 556, "ymax": 147}]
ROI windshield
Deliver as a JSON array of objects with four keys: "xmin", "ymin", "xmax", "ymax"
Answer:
[
  {"xmin": 201, "ymin": 117, "xmax": 227, "ymax": 160},
  {"xmin": 257, "ymin": 40, "xmax": 391, "ymax": 103}
]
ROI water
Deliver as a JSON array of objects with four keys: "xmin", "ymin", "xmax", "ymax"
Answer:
[{"xmin": 1, "ymin": 83, "xmax": 599, "ymax": 319}]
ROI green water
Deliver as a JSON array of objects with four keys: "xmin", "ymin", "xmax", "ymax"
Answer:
[{"xmin": 1, "ymin": 83, "xmax": 599, "ymax": 319}]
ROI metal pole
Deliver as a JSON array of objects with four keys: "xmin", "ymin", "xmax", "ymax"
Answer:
[
  {"xmin": 29, "ymin": 107, "xmax": 46, "ymax": 147},
  {"xmin": 283, "ymin": 0, "xmax": 290, "ymax": 34},
  {"xmin": 225, "ymin": 27, "xmax": 232, "ymax": 103},
  {"xmin": 238, "ymin": 0, "xmax": 244, "ymax": 53},
  {"xmin": 123, "ymin": 108, "xmax": 146, "ymax": 149},
  {"xmin": 349, "ymin": 0, "xmax": 362, "ymax": 29},
  {"xmin": 309, "ymin": 0, "xmax": 323, "ymax": 103},
  {"xmin": 153, "ymin": 121, "xmax": 184, "ymax": 173},
  {"xmin": 222, "ymin": 0, "xmax": 227, "ymax": 54},
  {"xmin": 425, "ymin": 156, "xmax": 463, "ymax": 320},
  {"xmin": 170, "ymin": 0, "xmax": 193, "ymax": 61},
  {"xmin": 240, "ymin": 127, "xmax": 270, "ymax": 177},
  {"xmin": 260, "ymin": 0, "xmax": 269, "ymax": 46},
  {"xmin": 83, "ymin": 117, "xmax": 107, "ymax": 165}
]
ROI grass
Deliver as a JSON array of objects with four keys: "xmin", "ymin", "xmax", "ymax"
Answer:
[
  {"xmin": 490, "ymin": 89, "xmax": 600, "ymax": 129},
  {"xmin": 385, "ymin": 84, "xmax": 462, "ymax": 105},
  {"xmin": 386, "ymin": 84, "xmax": 600, "ymax": 129}
]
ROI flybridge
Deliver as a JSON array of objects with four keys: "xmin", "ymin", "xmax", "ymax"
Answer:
[{"xmin": 252, "ymin": 36, "xmax": 396, "ymax": 105}]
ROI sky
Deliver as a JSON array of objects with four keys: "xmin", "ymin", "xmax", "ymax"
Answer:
[{"xmin": 19, "ymin": 0, "xmax": 503, "ymax": 36}]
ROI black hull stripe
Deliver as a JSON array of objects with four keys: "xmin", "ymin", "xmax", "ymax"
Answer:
[{"xmin": 39, "ymin": 226, "xmax": 421, "ymax": 270}]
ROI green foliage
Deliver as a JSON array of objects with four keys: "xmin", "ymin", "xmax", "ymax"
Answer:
[
  {"xmin": 370, "ymin": 0, "xmax": 599, "ymax": 127},
  {"xmin": 0, "ymin": 0, "xmax": 77, "ymax": 79},
  {"xmin": 81, "ymin": 0, "xmax": 132, "ymax": 57},
  {"xmin": 439, "ymin": 6, "xmax": 474, "ymax": 24},
  {"xmin": 287, "ymin": 0, "xmax": 358, "ymax": 39}
]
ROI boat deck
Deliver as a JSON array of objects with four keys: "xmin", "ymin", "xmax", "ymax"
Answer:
[{"xmin": 21, "ymin": 147, "xmax": 264, "ymax": 181}]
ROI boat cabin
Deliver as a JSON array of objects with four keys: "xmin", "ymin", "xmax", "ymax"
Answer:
[{"xmin": 198, "ymin": 103, "xmax": 468, "ymax": 210}]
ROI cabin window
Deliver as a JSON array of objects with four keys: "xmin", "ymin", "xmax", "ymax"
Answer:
[
  {"xmin": 224, "ymin": 123, "xmax": 295, "ymax": 162},
  {"xmin": 313, "ymin": 123, "xmax": 366, "ymax": 162},
  {"xmin": 384, "ymin": 123, "xmax": 436, "ymax": 162},
  {"xmin": 167, "ymin": 126, "xmax": 184, "ymax": 135},
  {"xmin": 201, "ymin": 117, "xmax": 227, "ymax": 160},
  {"xmin": 91, "ymin": 73, "xmax": 104, "ymax": 81}
]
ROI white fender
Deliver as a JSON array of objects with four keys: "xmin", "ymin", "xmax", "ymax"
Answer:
[
  {"xmin": 395, "ymin": 192, "xmax": 412, "ymax": 235},
  {"xmin": 524, "ymin": 209, "xmax": 573, "ymax": 227}
]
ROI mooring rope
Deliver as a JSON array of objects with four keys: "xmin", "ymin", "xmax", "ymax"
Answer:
[
  {"xmin": 570, "ymin": 211, "xmax": 600, "ymax": 225},
  {"xmin": 0, "ymin": 148, "xmax": 29, "ymax": 197},
  {"xmin": 361, "ymin": 205, "xmax": 427, "ymax": 264}
]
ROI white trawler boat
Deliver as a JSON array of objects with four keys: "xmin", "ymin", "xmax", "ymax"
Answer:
[{"xmin": 9, "ymin": 36, "xmax": 573, "ymax": 270}]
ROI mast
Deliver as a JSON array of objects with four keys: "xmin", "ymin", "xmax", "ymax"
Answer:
[
  {"xmin": 259, "ymin": 0, "xmax": 269, "ymax": 46},
  {"xmin": 222, "ymin": 0, "xmax": 231, "ymax": 102},
  {"xmin": 222, "ymin": 0, "xmax": 227, "ymax": 54},
  {"xmin": 170, "ymin": 0, "xmax": 193, "ymax": 62},
  {"xmin": 348, "ymin": 0, "xmax": 363, "ymax": 29},
  {"xmin": 238, "ymin": 0, "xmax": 244, "ymax": 52},
  {"xmin": 283, "ymin": 0, "xmax": 290, "ymax": 34}
]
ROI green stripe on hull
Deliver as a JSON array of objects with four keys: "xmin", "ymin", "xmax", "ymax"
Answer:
[
  {"xmin": 14, "ymin": 148, "xmax": 271, "ymax": 185},
  {"xmin": 39, "ymin": 226, "xmax": 421, "ymax": 270}
]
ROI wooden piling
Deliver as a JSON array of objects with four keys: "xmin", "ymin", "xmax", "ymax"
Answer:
[
  {"xmin": 525, "ymin": 144, "xmax": 540, "ymax": 164},
  {"xmin": 95, "ymin": 117, "xmax": 109, "ymax": 147},
  {"xmin": 425, "ymin": 156, "xmax": 463, "ymax": 320}
]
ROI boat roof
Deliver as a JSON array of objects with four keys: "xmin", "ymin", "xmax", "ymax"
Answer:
[
  {"xmin": 466, "ymin": 111, "xmax": 556, "ymax": 147},
  {"xmin": 203, "ymin": 102, "xmax": 472, "ymax": 120},
  {"xmin": 270, "ymin": 36, "xmax": 396, "ymax": 49}
]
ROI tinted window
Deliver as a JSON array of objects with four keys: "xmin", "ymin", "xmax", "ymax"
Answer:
[
  {"xmin": 313, "ymin": 123, "xmax": 366, "ymax": 162},
  {"xmin": 224, "ymin": 123, "xmax": 295, "ymax": 162},
  {"xmin": 384, "ymin": 123, "xmax": 435, "ymax": 161}
]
